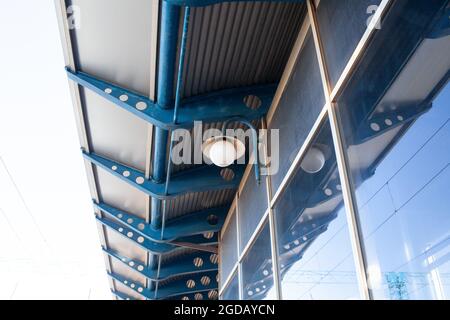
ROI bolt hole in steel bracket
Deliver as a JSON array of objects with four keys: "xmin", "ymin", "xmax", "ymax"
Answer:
[
  {"xmin": 83, "ymin": 150, "xmax": 246, "ymax": 200},
  {"xmin": 66, "ymin": 68, "xmax": 276, "ymax": 130},
  {"xmin": 95, "ymin": 201, "xmax": 227, "ymax": 243}
]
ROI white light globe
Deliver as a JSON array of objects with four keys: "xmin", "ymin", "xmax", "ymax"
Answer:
[
  {"xmin": 209, "ymin": 140, "xmax": 237, "ymax": 167},
  {"xmin": 300, "ymin": 147, "xmax": 325, "ymax": 173}
]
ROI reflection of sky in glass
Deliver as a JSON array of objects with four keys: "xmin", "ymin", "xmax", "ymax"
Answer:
[
  {"xmin": 241, "ymin": 222, "xmax": 277, "ymax": 300},
  {"xmin": 281, "ymin": 206, "xmax": 359, "ymax": 300},
  {"xmin": 274, "ymin": 83, "xmax": 450, "ymax": 300},
  {"xmin": 274, "ymin": 120, "xmax": 360, "ymax": 300},
  {"xmin": 221, "ymin": 271, "xmax": 239, "ymax": 300},
  {"xmin": 356, "ymin": 83, "xmax": 450, "ymax": 300}
]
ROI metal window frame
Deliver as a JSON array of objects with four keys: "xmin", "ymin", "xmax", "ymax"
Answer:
[
  {"xmin": 218, "ymin": 197, "xmax": 238, "ymax": 291},
  {"xmin": 306, "ymin": 0, "xmax": 392, "ymax": 299},
  {"xmin": 218, "ymin": 10, "xmax": 315, "ymax": 300},
  {"xmin": 237, "ymin": 214, "xmax": 271, "ymax": 299},
  {"xmin": 218, "ymin": 0, "xmax": 396, "ymax": 301},
  {"xmin": 218, "ymin": 264, "xmax": 239, "ymax": 298}
]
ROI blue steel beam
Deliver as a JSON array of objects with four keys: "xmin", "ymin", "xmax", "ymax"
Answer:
[
  {"xmin": 167, "ymin": 291, "xmax": 218, "ymax": 300},
  {"xmin": 152, "ymin": 0, "xmax": 182, "ymax": 227},
  {"xmin": 148, "ymin": 1, "xmax": 182, "ymax": 291},
  {"xmin": 242, "ymin": 208, "xmax": 339, "ymax": 299},
  {"xmin": 245, "ymin": 224, "xmax": 328, "ymax": 299},
  {"xmin": 96, "ymin": 216, "xmax": 217, "ymax": 254},
  {"xmin": 109, "ymin": 270, "xmax": 218, "ymax": 300},
  {"xmin": 83, "ymin": 151, "xmax": 245, "ymax": 199},
  {"xmin": 111, "ymin": 290, "xmax": 135, "ymax": 301},
  {"xmin": 165, "ymin": 0, "xmax": 305, "ymax": 7},
  {"xmin": 281, "ymin": 212, "xmax": 338, "ymax": 245},
  {"xmin": 97, "ymin": 216, "xmax": 173, "ymax": 254},
  {"xmin": 103, "ymin": 248, "xmax": 218, "ymax": 281},
  {"xmin": 149, "ymin": 0, "xmax": 181, "ymax": 287},
  {"xmin": 353, "ymin": 103, "xmax": 432, "ymax": 144},
  {"xmin": 95, "ymin": 202, "xmax": 226, "ymax": 242},
  {"xmin": 304, "ymin": 177, "xmax": 342, "ymax": 208},
  {"xmin": 66, "ymin": 69, "xmax": 275, "ymax": 130},
  {"xmin": 163, "ymin": 6, "xmax": 191, "ymax": 196}
]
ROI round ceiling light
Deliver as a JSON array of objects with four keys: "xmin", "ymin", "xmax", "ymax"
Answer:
[
  {"xmin": 202, "ymin": 136, "xmax": 246, "ymax": 167},
  {"xmin": 300, "ymin": 147, "xmax": 326, "ymax": 174}
]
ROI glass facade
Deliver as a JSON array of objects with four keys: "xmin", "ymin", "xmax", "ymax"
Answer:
[
  {"xmin": 336, "ymin": 0, "xmax": 450, "ymax": 299},
  {"xmin": 268, "ymin": 23, "xmax": 325, "ymax": 192},
  {"xmin": 274, "ymin": 120, "xmax": 359, "ymax": 300},
  {"xmin": 241, "ymin": 221, "xmax": 276, "ymax": 300},
  {"xmin": 238, "ymin": 169, "xmax": 269, "ymax": 253},
  {"xmin": 220, "ymin": 206, "xmax": 238, "ymax": 284},
  {"xmin": 219, "ymin": 0, "xmax": 450, "ymax": 300},
  {"xmin": 220, "ymin": 271, "xmax": 239, "ymax": 300},
  {"xmin": 316, "ymin": 0, "xmax": 382, "ymax": 88}
]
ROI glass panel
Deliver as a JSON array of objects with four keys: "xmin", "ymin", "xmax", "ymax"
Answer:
[
  {"xmin": 273, "ymin": 119, "xmax": 360, "ymax": 300},
  {"xmin": 316, "ymin": 0, "xmax": 382, "ymax": 88},
  {"xmin": 336, "ymin": 1, "xmax": 450, "ymax": 300},
  {"xmin": 241, "ymin": 220, "xmax": 276, "ymax": 300},
  {"xmin": 221, "ymin": 271, "xmax": 239, "ymax": 300},
  {"xmin": 238, "ymin": 172, "xmax": 268, "ymax": 253},
  {"xmin": 268, "ymin": 25, "xmax": 325, "ymax": 193},
  {"xmin": 220, "ymin": 208, "xmax": 238, "ymax": 283}
]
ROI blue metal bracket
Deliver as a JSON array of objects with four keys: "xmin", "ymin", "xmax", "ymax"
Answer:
[
  {"xmin": 97, "ymin": 216, "xmax": 217, "ymax": 254},
  {"xmin": 166, "ymin": 290, "xmax": 218, "ymax": 300},
  {"xmin": 354, "ymin": 103, "xmax": 432, "ymax": 144},
  {"xmin": 282, "ymin": 212, "xmax": 338, "ymax": 245},
  {"xmin": 83, "ymin": 151, "xmax": 245, "ymax": 199},
  {"xmin": 66, "ymin": 69, "xmax": 275, "ymax": 130},
  {"xmin": 243, "ymin": 212, "xmax": 337, "ymax": 299},
  {"xmin": 103, "ymin": 247, "xmax": 218, "ymax": 281},
  {"xmin": 304, "ymin": 177, "xmax": 342, "ymax": 208},
  {"xmin": 108, "ymin": 270, "xmax": 218, "ymax": 300},
  {"xmin": 164, "ymin": 0, "xmax": 305, "ymax": 7},
  {"xmin": 97, "ymin": 216, "xmax": 174, "ymax": 254},
  {"xmin": 111, "ymin": 290, "xmax": 135, "ymax": 301},
  {"xmin": 95, "ymin": 202, "xmax": 226, "ymax": 241}
]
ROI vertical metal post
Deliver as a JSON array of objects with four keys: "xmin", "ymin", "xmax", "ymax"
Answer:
[
  {"xmin": 165, "ymin": 6, "xmax": 191, "ymax": 195},
  {"xmin": 148, "ymin": 2, "xmax": 181, "ymax": 291}
]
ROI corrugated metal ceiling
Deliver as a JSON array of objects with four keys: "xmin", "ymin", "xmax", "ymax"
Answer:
[
  {"xmin": 57, "ymin": 0, "xmax": 306, "ymax": 300},
  {"xmin": 182, "ymin": 1, "xmax": 306, "ymax": 97}
]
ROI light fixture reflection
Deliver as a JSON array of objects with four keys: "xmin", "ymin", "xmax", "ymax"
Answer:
[{"xmin": 300, "ymin": 147, "xmax": 326, "ymax": 174}]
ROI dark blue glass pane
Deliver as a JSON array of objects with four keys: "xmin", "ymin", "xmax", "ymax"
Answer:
[
  {"xmin": 220, "ymin": 209, "xmax": 238, "ymax": 282},
  {"xmin": 317, "ymin": 0, "xmax": 382, "ymax": 87},
  {"xmin": 238, "ymin": 172, "xmax": 268, "ymax": 253},
  {"xmin": 221, "ymin": 272, "xmax": 239, "ymax": 300},
  {"xmin": 241, "ymin": 221, "xmax": 276, "ymax": 300},
  {"xmin": 268, "ymin": 29, "xmax": 325, "ymax": 193},
  {"xmin": 274, "ymin": 120, "xmax": 360, "ymax": 300}
]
